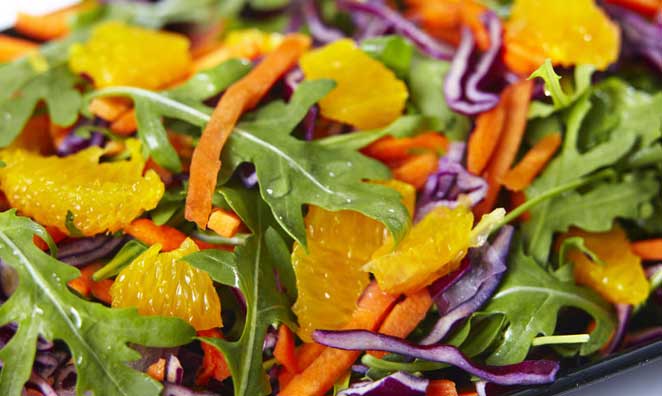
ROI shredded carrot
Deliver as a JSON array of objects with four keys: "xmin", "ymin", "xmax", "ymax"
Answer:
[
  {"xmin": 185, "ymin": 34, "xmax": 311, "ymax": 229},
  {"xmin": 110, "ymin": 109, "xmax": 138, "ymax": 135},
  {"xmin": 363, "ymin": 132, "xmax": 449, "ymax": 162},
  {"xmin": 605, "ymin": 0, "xmax": 662, "ymax": 17},
  {"xmin": 25, "ymin": 389, "xmax": 43, "ymax": 396},
  {"xmin": 124, "ymin": 218, "xmax": 187, "ymax": 252},
  {"xmin": 427, "ymin": 380, "xmax": 459, "ymax": 396},
  {"xmin": 473, "ymin": 79, "xmax": 533, "ymax": 218},
  {"xmin": 467, "ymin": 101, "xmax": 506, "ymax": 175},
  {"xmin": 391, "ymin": 152, "xmax": 439, "ymax": 190},
  {"xmin": 49, "ymin": 122, "xmax": 72, "ymax": 149},
  {"xmin": 280, "ymin": 282, "xmax": 397, "ymax": 396},
  {"xmin": 275, "ymin": 325, "xmax": 299, "ymax": 374},
  {"xmin": 207, "ymin": 208, "xmax": 242, "ymax": 238},
  {"xmin": 503, "ymin": 38, "xmax": 547, "ymax": 76},
  {"xmin": 11, "ymin": 114, "xmax": 55, "ymax": 155},
  {"xmin": 509, "ymin": 190, "xmax": 530, "ymax": 222},
  {"xmin": 197, "ymin": 329, "xmax": 232, "ymax": 385},
  {"xmin": 33, "ymin": 225, "xmax": 67, "ymax": 251},
  {"xmin": 631, "ymin": 239, "xmax": 662, "ymax": 260},
  {"xmin": 67, "ymin": 263, "xmax": 113, "ymax": 304},
  {"xmin": 88, "ymin": 97, "xmax": 132, "ymax": 122},
  {"xmin": 144, "ymin": 158, "xmax": 174, "ymax": 185},
  {"xmin": 193, "ymin": 46, "xmax": 234, "ymax": 72},
  {"xmin": 0, "ymin": 34, "xmax": 37, "ymax": 62},
  {"xmin": 14, "ymin": 3, "xmax": 89, "ymax": 41},
  {"xmin": 501, "ymin": 132, "xmax": 562, "ymax": 191},
  {"xmin": 295, "ymin": 343, "xmax": 326, "ymax": 373},
  {"xmin": 369, "ymin": 289, "xmax": 433, "ymax": 358},
  {"xmin": 459, "ymin": 392, "xmax": 478, "ymax": 396},
  {"xmin": 146, "ymin": 358, "xmax": 166, "ymax": 381}
]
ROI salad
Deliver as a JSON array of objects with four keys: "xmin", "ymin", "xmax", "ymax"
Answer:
[{"xmin": 0, "ymin": 0, "xmax": 660, "ymax": 395}]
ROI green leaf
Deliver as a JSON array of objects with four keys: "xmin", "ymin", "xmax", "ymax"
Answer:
[
  {"xmin": 528, "ymin": 60, "xmax": 594, "ymax": 119},
  {"xmin": 104, "ymin": 0, "xmax": 242, "ymax": 28},
  {"xmin": 317, "ymin": 115, "xmax": 428, "ymax": 151},
  {"xmin": 408, "ymin": 56, "xmax": 470, "ymax": 140},
  {"xmin": 484, "ymin": 238, "xmax": 615, "ymax": 365},
  {"xmin": 65, "ymin": 211, "xmax": 85, "ymax": 237},
  {"xmin": 93, "ymin": 240, "xmax": 148, "ymax": 281},
  {"xmin": 184, "ymin": 200, "xmax": 294, "ymax": 396},
  {"xmin": 361, "ymin": 35, "xmax": 415, "ymax": 78},
  {"xmin": 0, "ymin": 210, "xmax": 195, "ymax": 396}
]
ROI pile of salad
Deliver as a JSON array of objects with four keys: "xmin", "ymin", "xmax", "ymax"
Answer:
[{"xmin": 0, "ymin": 0, "xmax": 660, "ymax": 395}]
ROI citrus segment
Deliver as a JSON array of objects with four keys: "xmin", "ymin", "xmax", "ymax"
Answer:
[
  {"xmin": 111, "ymin": 238, "xmax": 222, "ymax": 331},
  {"xmin": 69, "ymin": 21, "xmax": 192, "ymax": 89},
  {"xmin": 292, "ymin": 180, "xmax": 415, "ymax": 341},
  {"xmin": 0, "ymin": 139, "xmax": 163, "ymax": 236},
  {"xmin": 506, "ymin": 0, "xmax": 620, "ymax": 70},
  {"xmin": 563, "ymin": 227, "xmax": 649, "ymax": 305},
  {"xmin": 299, "ymin": 39, "xmax": 408, "ymax": 129},
  {"xmin": 365, "ymin": 205, "xmax": 474, "ymax": 295}
]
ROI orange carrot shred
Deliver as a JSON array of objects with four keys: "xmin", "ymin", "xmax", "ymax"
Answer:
[
  {"xmin": 467, "ymin": 101, "xmax": 506, "ymax": 175},
  {"xmin": 185, "ymin": 34, "xmax": 311, "ymax": 229},
  {"xmin": 14, "ymin": 3, "xmax": 88, "ymax": 41},
  {"xmin": 110, "ymin": 109, "xmax": 138, "ymax": 135},
  {"xmin": 502, "ymin": 39, "xmax": 547, "ymax": 76},
  {"xmin": 0, "ymin": 34, "xmax": 37, "ymax": 62},
  {"xmin": 146, "ymin": 358, "xmax": 166, "ymax": 381},
  {"xmin": 275, "ymin": 325, "xmax": 298, "ymax": 374},
  {"xmin": 391, "ymin": 152, "xmax": 439, "ymax": 190},
  {"xmin": 605, "ymin": 0, "xmax": 662, "ymax": 17},
  {"xmin": 369, "ymin": 289, "xmax": 432, "ymax": 358},
  {"xmin": 67, "ymin": 263, "xmax": 113, "ymax": 303},
  {"xmin": 631, "ymin": 239, "xmax": 662, "ymax": 260},
  {"xmin": 88, "ymin": 97, "xmax": 132, "ymax": 122},
  {"xmin": 427, "ymin": 379, "xmax": 459, "ymax": 396},
  {"xmin": 280, "ymin": 282, "xmax": 397, "ymax": 396},
  {"xmin": 473, "ymin": 79, "xmax": 533, "ymax": 218},
  {"xmin": 509, "ymin": 190, "xmax": 531, "ymax": 222},
  {"xmin": 124, "ymin": 218, "xmax": 187, "ymax": 252},
  {"xmin": 363, "ymin": 132, "xmax": 449, "ymax": 162},
  {"xmin": 501, "ymin": 132, "xmax": 562, "ymax": 191},
  {"xmin": 197, "ymin": 329, "xmax": 232, "ymax": 385},
  {"xmin": 207, "ymin": 208, "xmax": 242, "ymax": 238}
]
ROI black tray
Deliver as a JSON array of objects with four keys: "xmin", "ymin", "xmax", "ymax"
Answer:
[{"xmin": 506, "ymin": 340, "xmax": 662, "ymax": 396}]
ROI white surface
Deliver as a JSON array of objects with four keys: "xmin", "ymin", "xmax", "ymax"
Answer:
[
  {"xmin": 0, "ymin": 0, "xmax": 80, "ymax": 31},
  {"xmin": 562, "ymin": 358, "xmax": 662, "ymax": 395}
]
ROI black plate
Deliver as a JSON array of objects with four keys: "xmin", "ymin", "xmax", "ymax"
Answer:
[{"xmin": 505, "ymin": 340, "xmax": 662, "ymax": 396}]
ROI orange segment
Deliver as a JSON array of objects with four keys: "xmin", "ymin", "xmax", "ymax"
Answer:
[
  {"xmin": 300, "ymin": 39, "xmax": 408, "ymax": 129},
  {"xmin": 111, "ymin": 238, "xmax": 222, "ymax": 331},
  {"xmin": 506, "ymin": 0, "xmax": 620, "ymax": 70},
  {"xmin": 0, "ymin": 139, "xmax": 163, "ymax": 236},
  {"xmin": 292, "ymin": 180, "xmax": 415, "ymax": 341},
  {"xmin": 69, "ymin": 21, "xmax": 192, "ymax": 89},
  {"xmin": 562, "ymin": 226, "xmax": 649, "ymax": 305}
]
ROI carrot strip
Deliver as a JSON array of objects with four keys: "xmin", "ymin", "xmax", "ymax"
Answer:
[
  {"xmin": 295, "ymin": 343, "xmax": 326, "ymax": 373},
  {"xmin": 88, "ymin": 97, "xmax": 132, "ymax": 122},
  {"xmin": 33, "ymin": 225, "xmax": 67, "ymax": 251},
  {"xmin": 67, "ymin": 263, "xmax": 113, "ymax": 304},
  {"xmin": 363, "ymin": 132, "xmax": 449, "ymax": 162},
  {"xmin": 509, "ymin": 190, "xmax": 531, "ymax": 222},
  {"xmin": 197, "ymin": 329, "xmax": 232, "ymax": 385},
  {"xmin": 110, "ymin": 109, "xmax": 138, "ymax": 135},
  {"xmin": 427, "ymin": 380, "xmax": 459, "ymax": 396},
  {"xmin": 280, "ymin": 282, "xmax": 397, "ymax": 396},
  {"xmin": 391, "ymin": 152, "xmax": 439, "ymax": 190},
  {"xmin": 369, "ymin": 289, "xmax": 433, "ymax": 358},
  {"xmin": 275, "ymin": 325, "xmax": 299, "ymax": 374},
  {"xmin": 473, "ymin": 79, "xmax": 533, "ymax": 218},
  {"xmin": 0, "ymin": 34, "xmax": 37, "ymax": 62},
  {"xmin": 501, "ymin": 132, "xmax": 562, "ymax": 191},
  {"xmin": 503, "ymin": 39, "xmax": 547, "ymax": 76},
  {"xmin": 124, "ymin": 218, "xmax": 187, "ymax": 252},
  {"xmin": 605, "ymin": 0, "xmax": 662, "ymax": 17},
  {"xmin": 631, "ymin": 239, "xmax": 662, "ymax": 260},
  {"xmin": 146, "ymin": 358, "xmax": 166, "ymax": 381},
  {"xmin": 466, "ymin": 101, "xmax": 506, "ymax": 175},
  {"xmin": 185, "ymin": 34, "xmax": 311, "ymax": 228},
  {"xmin": 144, "ymin": 158, "xmax": 174, "ymax": 185},
  {"xmin": 207, "ymin": 208, "xmax": 242, "ymax": 238},
  {"xmin": 14, "ymin": 3, "xmax": 88, "ymax": 41},
  {"xmin": 12, "ymin": 114, "xmax": 55, "ymax": 155},
  {"xmin": 459, "ymin": 2, "xmax": 490, "ymax": 51}
]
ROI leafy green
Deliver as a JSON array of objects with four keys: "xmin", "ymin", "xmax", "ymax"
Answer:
[
  {"xmin": 103, "ymin": 0, "xmax": 245, "ymax": 28},
  {"xmin": 361, "ymin": 35, "xmax": 415, "ymax": 78},
  {"xmin": 93, "ymin": 240, "xmax": 148, "ymax": 281},
  {"xmin": 184, "ymin": 193, "xmax": 294, "ymax": 396},
  {"xmin": 484, "ymin": 238, "xmax": 615, "ymax": 365},
  {"xmin": 64, "ymin": 211, "xmax": 85, "ymax": 237},
  {"xmin": 317, "ymin": 115, "xmax": 428, "ymax": 151},
  {"xmin": 0, "ymin": 210, "xmax": 195, "ymax": 396},
  {"xmin": 528, "ymin": 59, "xmax": 594, "ymax": 119},
  {"xmin": 408, "ymin": 56, "xmax": 470, "ymax": 140}
]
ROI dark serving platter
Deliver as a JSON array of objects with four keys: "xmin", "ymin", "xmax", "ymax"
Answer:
[{"xmin": 506, "ymin": 340, "xmax": 662, "ymax": 396}]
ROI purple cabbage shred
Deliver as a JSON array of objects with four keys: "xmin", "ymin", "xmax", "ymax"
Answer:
[
  {"xmin": 57, "ymin": 235, "xmax": 126, "ymax": 267},
  {"xmin": 338, "ymin": 371, "xmax": 429, "ymax": 396},
  {"xmin": 302, "ymin": 0, "xmax": 345, "ymax": 44},
  {"xmin": 605, "ymin": 4, "xmax": 662, "ymax": 72}
]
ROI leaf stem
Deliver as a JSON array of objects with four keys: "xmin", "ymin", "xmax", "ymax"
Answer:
[
  {"xmin": 532, "ymin": 334, "xmax": 590, "ymax": 346},
  {"xmin": 360, "ymin": 354, "xmax": 445, "ymax": 373}
]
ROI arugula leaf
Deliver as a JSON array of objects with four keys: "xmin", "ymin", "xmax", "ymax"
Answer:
[
  {"xmin": 361, "ymin": 35, "xmax": 415, "ymax": 78},
  {"xmin": 484, "ymin": 238, "xmax": 615, "ymax": 365},
  {"xmin": 0, "ymin": 210, "xmax": 195, "ymax": 396},
  {"xmin": 408, "ymin": 56, "xmax": 471, "ymax": 140},
  {"xmin": 316, "ymin": 115, "xmax": 428, "ymax": 151},
  {"xmin": 87, "ymin": 79, "xmax": 410, "ymax": 249},
  {"xmin": 528, "ymin": 59, "xmax": 594, "ymax": 119},
  {"xmin": 103, "ymin": 0, "xmax": 245, "ymax": 28},
  {"xmin": 522, "ymin": 94, "xmax": 642, "ymax": 263},
  {"xmin": 184, "ymin": 198, "xmax": 294, "ymax": 396}
]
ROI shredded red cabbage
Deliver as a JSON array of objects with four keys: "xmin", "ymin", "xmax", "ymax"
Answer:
[
  {"xmin": 602, "ymin": 304, "xmax": 632, "ymax": 355},
  {"xmin": 444, "ymin": 12, "xmax": 506, "ymax": 115},
  {"xmin": 605, "ymin": 4, "xmax": 662, "ymax": 71},
  {"xmin": 338, "ymin": 371, "xmax": 429, "ymax": 396},
  {"xmin": 162, "ymin": 383, "xmax": 220, "ymax": 396},
  {"xmin": 421, "ymin": 226, "xmax": 514, "ymax": 345},
  {"xmin": 166, "ymin": 354, "xmax": 184, "ymax": 384},
  {"xmin": 57, "ymin": 236, "xmax": 125, "ymax": 267},
  {"xmin": 427, "ymin": 258, "xmax": 471, "ymax": 301},
  {"xmin": 302, "ymin": 0, "xmax": 345, "ymax": 44},
  {"xmin": 337, "ymin": 0, "xmax": 454, "ymax": 60},
  {"xmin": 312, "ymin": 329, "xmax": 559, "ymax": 386},
  {"xmin": 624, "ymin": 327, "xmax": 662, "ymax": 348}
]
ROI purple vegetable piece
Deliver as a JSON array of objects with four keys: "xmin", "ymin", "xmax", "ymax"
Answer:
[
  {"xmin": 284, "ymin": 67, "xmax": 303, "ymax": 99},
  {"xmin": 302, "ymin": 0, "xmax": 345, "ymax": 44},
  {"xmin": 352, "ymin": 364, "xmax": 370, "ymax": 375},
  {"xmin": 162, "ymin": 383, "xmax": 220, "ymax": 396},
  {"xmin": 34, "ymin": 352, "xmax": 63, "ymax": 379},
  {"xmin": 444, "ymin": 12, "xmax": 506, "ymax": 115},
  {"xmin": 28, "ymin": 371, "xmax": 58, "ymax": 396},
  {"xmin": 54, "ymin": 364, "xmax": 77, "ymax": 392},
  {"xmin": 57, "ymin": 236, "xmax": 125, "ymax": 267},
  {"xmin": 313, "ymin": 329, "xmax": 559, "ymax": 385},
  {"xmin": 602, "ymin": 303, "xmax": 632, "ymax": 355},
  {"xmin": 337, "ymin": 0, "xmax": 453, "ymax": 60},
  {"xmin": 624, "ymin": 327, "xmax": 662, "ymax": 348},
  {"xmin": 422, "ymin": 226, "xmax": 514, "ymax": 345},
  {"xmin": 237, "ymin": 163, "xmax": 258, "ymax": 188},
  {"xmin": 166, "ymin": 354, "xmax": 184, "ymax": 384},
  {"xmin": 338, "ymin": 371, "xmax": 429, "ymax": 396},
  {"xmin": 428, "ymin": 258, "xmax": 471, "ymax": 301},
  {"xmin": 605, "ymin": 5, "xmax": 662, "ymax": 71},
  {"xmin": 415, "ymin": 143, "xmax": 487, "ymax": 222},
  {"xmin": 302, "ymin": 105, "xmax": 319, "ymax": 141}
]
